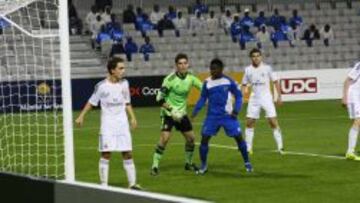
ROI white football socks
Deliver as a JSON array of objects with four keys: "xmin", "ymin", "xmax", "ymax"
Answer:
[
  {"xmin": 347, "ymin": 127, "xmax": 359, "ymax": 154},
  {"xmin": 99, "ymin": 158, "xmax": 109, "ymax": 186},
  {"xmin": 123, "ymin": 159, "xmax": 136, "ymax": 187},
  {"xmin": 273, "ymin": 128, "xmax": 283, "ymax": 150},
  {"xmin": 245, "ymin": 128, "xmax": 254, "ymax": 152}
]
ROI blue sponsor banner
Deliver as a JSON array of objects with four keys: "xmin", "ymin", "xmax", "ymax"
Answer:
[
  {"xmin": 0, "ymin": 80, "xmax": 62, "ymax": 113},
  {"xmin": 0, "ymin": 76, "xmax": 165, "ymax": 113},
  {"xmin": 72, "ymin": 75, "xmax": 165, "ymax": 110}
]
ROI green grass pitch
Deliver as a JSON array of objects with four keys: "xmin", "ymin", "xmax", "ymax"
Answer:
[{"xmin": 74, "ymin": 100, "xmax": 360, "ymax": 202}]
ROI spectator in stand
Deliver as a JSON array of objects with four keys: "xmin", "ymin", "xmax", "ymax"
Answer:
[
  {"xmin": 96, "ymin": 25, "xmax": 112, "ymax": 49},
  {"xmin": 173, "ymin": 11, "xmax": 188, "ymax": 37},
  {"xmin": 302, "ymin": 24, "xmax": 320, "ymax": 47},
  {"xmin": 230, "ymin": 15, "xmax": 242, "ymax": 42},
  {"xmin": 206, "ymin": 11, "xmax": 219, "ymax": 36},
  {"xmin": 85, "ymin": 5, "xmax": 98, "ymax": 35},
  {"xmin": 139, "ymin": 14, "xmax": 154, "ymax": 37},
  {"xmin": 289, "ymin": 10, "xmax": 303, "ymax": 29},
  {"xmin": 271, "ymin": 26, "xmax": 288, "ymax": 48},
  {"xmin": 95, "ymin": 0, "xmax": 112, "ymax": 11},
  {"xmin": 239, "ymin": 25, "xmax": 255, "ymax": 50},
  {"xmin": 287, "ymin": 22, "xmax": 300, "ymax": 47},
  {"xmin": 135, "ymin": 7, "xmax": 145, "ymax": 31},
  {"xmin": 221, "ymin": 9, "xmax": 233, "ymax": 35},
  {"xmin": 123, "ymin": 4, "xmax": 136, "ymax": 24},
  {"xmin": 193, "ymin": 0, "xmax": 208, "ymax": 14},
  {"xmin": 91, "ymin": 15, "xmax": 105, "ymax": 48},
  {"xmin": 269, "ymin": 8, "xmax": 282, "ymax": 28},
  {"xmin": 109, "ymin": 39, "xmax": 125, "ymax": 58},
  {"xmin": 101, "ymin": 6, "xmax": 112, "ymax": 24},
  {"xmin": 124, "ymin": 36, "xmax": 138, "ymax": 61},
  {"xmin": 139, "ymin": 36, "xmax": 155, "ymax": 61},
  {"xmin": 150, "ymin": 4, "xmax": 163, "ymax": 28},
  {"xmin": 190, "ymin": 11, "xmax": 206, "ymax": 36},
  {"xmin": 68, "ymin": 0, "xmax": 82, "ymax": 35},
  {"xmin": 254, "ymin": 11, "xmax": 267, "ymax": 28},
  {"xmin": 165, "ymin": 6, "xmax": 177, "ymax": 20},
  {"xmin": 157, "ymin": 14, "xmax": 175, "ymax": 37},
  {"xmin": 240, "ymin": 8, "xmax": 254, "ymax": 28},
  {"xmin": 256, "ymin": 25, "xmax": 270, "ymax": 49},
  {"xmin": 107, "ymin": 14, "xmax": 123, "ymax": 41},
  {"xmin": 320, "ymin": 24, "xmax": 334, "ymax": 46}
]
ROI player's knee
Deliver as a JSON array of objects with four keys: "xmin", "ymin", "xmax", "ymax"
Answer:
[
  {"xmin": 200, "ymin": 136, "xmax": 210, "ymax": 145},
  {"xmin": 101, "ymin": 152, "xmax": 111, "ymax": 160},
  {"xmin": 122, "ymin": 151, "xmax": 132, "ymax": 160},
  {"xmin": 185, "ymin": 142, "xmax": 195, "ymax": 151},
  {"xmin": 353, "ymin": 119, "xmax": 360, "ymax": 128},
  {"xmin": 155, "ymin": 144, "xmax": 165, "ymax": 154}
]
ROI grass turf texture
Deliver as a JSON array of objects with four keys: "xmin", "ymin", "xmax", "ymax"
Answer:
[{"xmin": 74, "ymin": 100, "xmax": 360, "ymax": 202}]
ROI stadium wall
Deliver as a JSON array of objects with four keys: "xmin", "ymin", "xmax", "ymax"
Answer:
[{"xmin": 0, "ymin": 172, "xmax": 206, "ymax": 203}]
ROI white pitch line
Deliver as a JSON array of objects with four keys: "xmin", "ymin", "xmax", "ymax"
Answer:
[
  {"xmin": 207, "ymin": 143, "xmax": 345, "ymax": 160},
  {"xmin": 73, "ymin": 115, "xmax": 348, "ymax": 131}
]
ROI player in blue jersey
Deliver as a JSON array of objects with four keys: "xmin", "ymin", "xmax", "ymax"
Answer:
[{"xmin": 191, "ymin": 58, "xmax": 252, "ymax": 174}]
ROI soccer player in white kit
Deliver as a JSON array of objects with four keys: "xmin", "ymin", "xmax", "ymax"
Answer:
[
  {"xmin": 75, "ymin": 57, "xmax": 142, "ymax": 189},
  {"xmin": 342, "ymin": 61, "xmax": 360, "ymax": 161},
  {"xmin": 241, "ymin": 48, "xmax": 284, "ymax": 154}
]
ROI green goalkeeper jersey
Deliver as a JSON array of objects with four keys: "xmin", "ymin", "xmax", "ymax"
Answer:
[{"xmin": 157, "ymin": 72, "xmax": 202, "ymax": 117}]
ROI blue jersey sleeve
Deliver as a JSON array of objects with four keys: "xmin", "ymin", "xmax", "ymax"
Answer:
[
  {"xmin": 192, "ymin": 82, "xmax": 208, "ymax": 117},
  {"xmin": 230, "ymin": 80, "xmax": 242, "ymax": 114}
]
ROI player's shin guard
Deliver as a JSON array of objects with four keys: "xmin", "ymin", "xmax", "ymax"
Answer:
[
  {"xmin": 99, "ymin": 158, "xmax": 109, "ymax": 186},
  {"xmin": 245, "ymin": 128, "xmax": 254, "ymax": 152},
  {"xmin": 237, "ymin": 138, "xmax": 249, "ymax": 163},
  {"xmin": 152, "ymin": 144, "xmax": 165, "ymax": 168},
  {"xmin": 347, "ymin": 127, "xmax": 359, "ymax": 154},
  {"xmin": 185, "ymin": 142, "xmax": 195, "ymax": 164},
  {"xmin": 199, "ymin": 143, "xmax": 209, "ymax": 169},
  {"xmin": 123, "ymin": 159, "xmax": 136, "ymax": 187},
  {"xmin": 273, "ymin": 128, "xmax": 283, "ymax": 150}
]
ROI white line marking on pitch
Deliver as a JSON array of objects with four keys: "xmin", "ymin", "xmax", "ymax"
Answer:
[{"xmin": 207, "ymin": 143, "xmax": 345, "ymax": 160}]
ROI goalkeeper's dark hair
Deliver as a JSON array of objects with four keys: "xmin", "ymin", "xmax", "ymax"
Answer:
[
  {"xmin": 210, "ymin": 58, "xmax": 224, "ymax": 69},
  {"xmin": 175, "ymin": 53, "xmax": 188, "ymax": 64},
  {"xmin": 249, "ymin": 48, "xmax": 262, "ymax": 57},
  {"xmin": 107, "ymin": 57, "xmax": 125, "ymax": 74}
]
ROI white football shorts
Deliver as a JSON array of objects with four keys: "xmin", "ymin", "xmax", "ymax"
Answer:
[
  {"xmin": 98, "ymin": 129, "xmax": 132, "ymax": 152},
  {"xmin": 347, "ymin": 102, "xmax": 360, "ymax": 119},
  {"xmin": 246, "ymin": 98, "xmax": 277, "ymax": 119}
]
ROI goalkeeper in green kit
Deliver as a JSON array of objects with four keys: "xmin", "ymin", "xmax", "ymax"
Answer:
[{"xmin": 150, "ymin": 53, "xmax": 202, "ymax": 176}]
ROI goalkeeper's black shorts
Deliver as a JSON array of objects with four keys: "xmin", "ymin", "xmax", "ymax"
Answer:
[{"xmin": 161, "ymin": 115, "xmax": 193, "ymax": 132}]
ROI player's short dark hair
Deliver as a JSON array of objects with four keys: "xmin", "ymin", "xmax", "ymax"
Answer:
[
  {"xmin": 249, "ymin": 48, "xmax": 262, "ymax": 57},
  {"xmin": 210, "ymin": 58, "xmax": 224, "ymax": 69},
  {"xmin": 175, "ymin": 53, "xmax": 188, "ymax": 64},
  {"xmin": 107, "ymin": 57, "xmax": 124, "ymax": 74}
]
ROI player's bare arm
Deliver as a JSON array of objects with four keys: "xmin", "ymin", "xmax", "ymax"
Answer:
[
  {"xmin": 75, "ymin": 102, "xmax": 93, "ymax": 127},
  {"xmin": 274, "ymin": 80, "xmax": 283, "ymax": 106},
  {"xmin": 126, "ymin": 104, "xmax": 137, "ymax": 129},
  {"xmin": 342, "ymin": 77, "xmax": 352, "ymax": 107}
]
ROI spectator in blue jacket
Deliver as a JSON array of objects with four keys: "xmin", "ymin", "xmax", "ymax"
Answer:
[
  {"xmin": 106, "ymin": 14, "xmax": 123, "ymax": 41},
  {"xmin": 289, "ymin": 10, "xmax": 303, "ymax": 28},
  {"xmin": 239, "ymin": 25, "xmax": 255, "ymax": 50},
  {"xmin": 165, "ymin": 6, "xmax": 177, "ymax": 20},
  {"xmin": 269, "ymin": 8, "xmax": 282, "ymax": 28},
  {"xmin": 139, "ymin": 14, "xmax": 154, "ymax": 37},
  {"xmin": 271, "ymin": 26, "xmax": 288, "ymax": 48},
  {"xmin": 135, "ymin": 7, "xmax": 144, "ymax": 30},
  {"xmin": 254, "ymin": 11, "xmax": 267, "ymax": 28},
  {"xmin": 124, "ymin": 36, "xmax": 138, "ymax": 61},
  {"xmin": 193, "ymin": 0, "xmax": 208, "ymax": 14},
  {"xmin": 240, "ymin": 8, "xmax": 254, "ymax": 28},
  {"xmin": 139, "ymin": 36, "xmax": 155, "ymax": 61},
  {"xmin": 230, "ymin": 15, "xmax": 241, "ymax": 42},
  {"xmin": 96, "ymin": 25, "xmax": 112, "ymax": 45}
]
